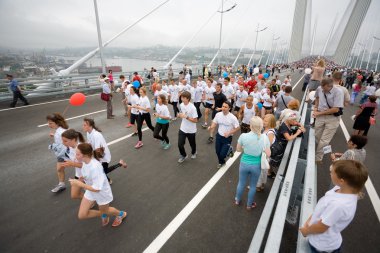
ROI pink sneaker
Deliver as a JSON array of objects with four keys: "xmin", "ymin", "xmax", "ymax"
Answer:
[
  {"xmin": 134, "ymin": 141, "xmax": 143, "ymax": 149},
  {"xmin": 125, "ymin": 123, "xmax": 133, "ymax": 128}
]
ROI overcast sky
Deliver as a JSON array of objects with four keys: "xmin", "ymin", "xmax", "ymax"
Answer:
[{"xmin": 1, "ymin": 0, "xmax": 380, "ymax": 55}]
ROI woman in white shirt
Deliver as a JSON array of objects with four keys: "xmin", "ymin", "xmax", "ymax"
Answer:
[
  {"xmin": 126, "ymin": 86, "xmax": 139, "ymax": 136},
  {"xmin": 83, "ymin": 118, "xmax": 127, "ymax": 184},
  {"xmin": 60, "ymin": 129, "xmax": 86, "ymax": 199},
  {"xmin": 69, "ymin": 143, "xmax": 127, "ymax": 227},
  {"xmin": 46, "ymin": 113, "xmax": 69, "ymax": 193},
  {"xmin": 132, "ymin": 87, "xmax": 155, "ymax": 149},
  {"xmin": 153, "ymin": 94, "xmax": 172, "ymax": 149}
]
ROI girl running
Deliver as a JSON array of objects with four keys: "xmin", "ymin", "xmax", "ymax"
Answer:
[
  {"xmin": 69, "ymin": 143, "xmax": 127, "ymax": 227},
  {"xmin": 83, "ymin": 118, "xmax": 127, "ymax": 184},
  {"xmin": 168, "ymin": 79, "xmax": 179, "ymax": 120},
  {"xmin": 126, "ymin": 86, "xmax": 139, "ymax": 136},
  {"xmin": 46, "ymin": 113, "xmax": 69, "ymax": 193},
  {"xmin": 60, "ymin": 129, "xmax": 86, "ymax": 199},
  {"xmin": 133, "ymin": 87, "xmax": 155, "ymax": 149},
  {"xmin": 201, "ymin": 78, "xmax": 216, "ymax": 128},
  {"xmin": 153, "ymin": 94, "xmax": 172, "ymax": 149}
]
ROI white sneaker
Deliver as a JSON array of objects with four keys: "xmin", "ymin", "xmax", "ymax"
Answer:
[
  {"xmin": 51, "ymin": 184, "xmax": 66, "ymax": 193},
  {"xmin": 178, "ymin": 155, "xmax": 187, "ymax": 163},
  {"xmin": 191, "ymin": 153, "xmax": 197, "ymax": 159}
]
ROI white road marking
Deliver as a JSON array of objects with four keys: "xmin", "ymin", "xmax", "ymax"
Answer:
[
  {"xmin": 292, "ymin": 74, "xmax": 305, "ymax": 90},
  {"xmin": 0, "ymin": 94, "xmax": 98, "ymax": 112},
  {"xmin": 37, "ymin": 109, "xmax": 106, "ymax": 127},
  {"xmin": 339, "ymin": 119, "xmax": 380, "ymax": 222},
  {"xmin": 143, "ymin": 151, "xmax": 241, "ymax": 253},
  {"xmin": 108, "ymin": 127, "xmax": 148, "ymax": 146}
]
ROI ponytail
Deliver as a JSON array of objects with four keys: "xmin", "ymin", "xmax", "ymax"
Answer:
[
  {"xmin": 83, "ymin": 118, "xmax": 101, "ymax": 132},
  {"xmin": 62, "ymin": 129, "xmax": 85, "ymax": 143},
  {"xmin": 46, "ymin": 113, "xmax": 69, "ymax": 129}
]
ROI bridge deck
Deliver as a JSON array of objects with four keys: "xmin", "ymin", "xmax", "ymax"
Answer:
[{"xmin": 0, "ymin": 72, "xmax": 378, "ymax": 253}]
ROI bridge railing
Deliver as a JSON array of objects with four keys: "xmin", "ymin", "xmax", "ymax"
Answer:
[
  {"xmin": 0, "ymin": 67, "xmax": 205, "ymax": 102},
  {"xmin": 248, "ymin": 89, "xmax": 317, "ymax": 253}
]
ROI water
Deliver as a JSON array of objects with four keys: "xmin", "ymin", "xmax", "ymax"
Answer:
[{"xmin": 57, "ymin": 56, "xmax": 184, "ymax": 72}]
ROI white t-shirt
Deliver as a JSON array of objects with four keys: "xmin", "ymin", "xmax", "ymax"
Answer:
[
  {"xmin": 129, "ymin": 94, "xmax": 139, "ymax": 115},
  {"xmin": 204, "ymin": 86, "xmax": 216, "ymax": 104},
  {"xmin": 193, "ymin": 86, "xmax": 204, "ymax": 103},
  {"xmin": 179, "ymin": 102, "xmax": 198, "ymax": 133},
  {"xmin": 155, "ymin": 103, "xmax": 171, "ymax": 120},
  {"xmin": 222, "ymin": 84, "xmax": 235, "ymax": 102},
  {"xmin": 124, "ymin": 84, "xmax": 132, "ymax": 101},
  {"xmin": 242, "ymin": 103, "xmax": 256, "ymax": 124},
  {"xmin": 87, "ymin": 129, "xmax": 111, "ymax": 163},
  {"xmin": 213, "ymin": 112, "xmax": 239, "ymax": 136},
  {"xmin": 162, "ymin": 84, "xmax": 169, "ymax": 93},
  {"xmin": 185, "ymin": 73, "xmax": 191, "ymax": 85},
  {"xmin": 67, "ymin": 145, "xmax": 82, "ymax": 178},
  {"xmin": 197, "ymin": 80, "xmax": 207, "ymax": 89},
  {"xmin": 169, "ymin": 84, "xmax": 179, "ymax": 102},
  {"xmin": 154, "ymin": 89, "xmax": 168, "ymax": 101},
  {"xmin": 54, "ymin": 127, "xmax": 66, "ymax": 144},
  {"xmin": 308, "ymin": 186, "xmax": 358, "ymax": 251},
  {"xmin": 82, "ymin": 158, "xmax": 113, "ymax": 205},
  {"xmin": 250, "ymin": 91, "xmax": 262, "ymax": 103},
  {"xmin": 139, "ymin": 96, "xmax": 151, "ymax": 114},
  {"xmin": 235, "ymin": 90, "xmax": 248, "ymax": 107},
  {"xmin": 365, "ymin": 86, "xmax": 376, "ymax": 95},
  {"xmin": 231, "ymin": 82, "xmax": 239, "ymax": 92},
  {"xmin": 262, "ymin": 93, "xmax": 273, "ymax": 107}
]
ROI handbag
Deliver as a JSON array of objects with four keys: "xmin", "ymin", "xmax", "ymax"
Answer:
[
  {"xmin": 261, "ymin": 151, "xmax": 270, "ymax": 170},
  {"xmin": 369, "ymin": 116, "xmax": 376, "ymax": 125},
  {"xmin": 101, "ymin": 92, "xmax": 110, "ymax": 101}
]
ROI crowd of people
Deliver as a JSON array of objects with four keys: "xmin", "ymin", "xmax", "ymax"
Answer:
[{"xmin": 40, "ymin": 56, "xmax": 377, "ymax": 252}]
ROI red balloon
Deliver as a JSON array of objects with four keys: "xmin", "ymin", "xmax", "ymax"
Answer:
[
  {"xmin": 69, "ymin": 93, "xmax": 86, "ymax": 106},
  {"xmin": 258, "ymin": 74, "xmax": 263, "ymax": 80}
]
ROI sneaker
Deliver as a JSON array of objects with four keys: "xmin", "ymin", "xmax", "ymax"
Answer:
[
  {"xmin": 131, "ymin": 132, "xmax": 138, "ymax": 136},
  {"xmin": 207, "ymin": 137, "xmax": 214, "ymax": 144},
  {"xmin": 160, "ymin": 140, "xmax": 166, "ymax": 147},
  {"xmin": 163, "ymin": 143, "xmax": 171, "ymax": 150},
  {"xmin": 246, "ymin": 202, "xmax": 257, "ymax": 210},
  {"xmin": 134, "ymin": 141, "xmax": 143, "ymax": 149},
  {"xmin": 217, "ymin": 163, "xmax": 224, "ymax": 169},
  {"xmin": 191, "ymin": 153, "xmax": 197, "ymax": 159},
  {"xmin": 119, "ymin": 159, "xmax": 127, "ymax": 169},
  {"xmin": 108, "ymin": 179, "xmax": 113, "ymax": 185},
  {"xmin": 51, "ymin": 184, "xmax": 66, "ymax": 193},
  {"xmin": 201, "ymin": 123, "xmax": 208, "ymax": 129},
  {"xmin": 172, "ymin": 117, "xmax": 177, "ymax": 121},
  {"xmin": 178, "ymin": 155, "xmax": 187, "ymax": 163},
  {"xmin": 126, "ymin": 123, "xmax": 133, "ymax": 128},
  {"xmin": 112, "ymin": 211, "xmax": 127, "ymax": 227}
]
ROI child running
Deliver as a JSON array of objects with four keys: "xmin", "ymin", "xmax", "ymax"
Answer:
[
  {"xmin": 60, "ymin": 129, "xmax": 85, "ymax": 199},
  {"xmin": 299, "ymin": 160, "xmax": 368, "ymax": 253},
  {"xmin": 83, "ymin": 118, "xmax": 127, "ymax": 184},
  {"xmin": 46, "ymin": 113, "xmax": 69, "ymax": 193},
  {"xmin": 153, "ymin": 94, "xmax": 172, "ymax": 149},
  {"xmin": 132, "ymin": 87, "xmax": 155, "ymax": 149},
  {"xmin": 69, "ymin": 143, "xmax": 127, "ymax": 227}
]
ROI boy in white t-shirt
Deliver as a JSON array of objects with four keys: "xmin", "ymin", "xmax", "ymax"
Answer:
[
  {"xmin": 177, "ymin": 91, "xmax": 198, "ymax": 163},
  {"xmin": 299, "ymin": 160, "xmax": 368, "ymax": 253}
]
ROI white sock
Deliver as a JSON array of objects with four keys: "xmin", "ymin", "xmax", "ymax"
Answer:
[{"xmin": 58, "ymin": 182, "xmax": 65, "ymax": 186}]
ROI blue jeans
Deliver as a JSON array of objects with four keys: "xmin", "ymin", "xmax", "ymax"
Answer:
[
  {"xmin": 360, "ymin": 94, "xmax": 368, "ymax": 105},
  {"xmin": 215, "ymin": 133, "xmax": 232, "ymax": 164},
  {"xmin": 309, "ymin": 242, "xmax": 341, "ymax": 253},
  {"xmin": 235, "ymin": 162, "xmax": 261, "ymax": 206}
]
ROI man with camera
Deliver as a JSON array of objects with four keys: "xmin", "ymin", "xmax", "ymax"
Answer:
[{"xmin": 313, "ymin": 78, "xmax": 344, "ymax": 163}]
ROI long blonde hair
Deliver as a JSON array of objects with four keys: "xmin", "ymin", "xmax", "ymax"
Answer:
[
  {"xmin": 317, "ymin": 59, "xmax": 325, "ymax": 68},
  {"xmin": 250, "ymin": 116, "xmax": 263, "ymax": 136}
]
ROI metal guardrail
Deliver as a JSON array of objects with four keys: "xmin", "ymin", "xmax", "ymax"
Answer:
[
  {"xmin": 296, "ymin": 103, "xmax": 317, "ymax": 253},
  {"xmin": 248, "ymin": 89, "xmax": 310, "ymax": 253},
  {"xmin": 263, "ymin": 91, "xmax": 308, "ymax": 253},
  {"xmin": 0, "ymin": 67, "xmax": 205, "ymax": 102}
]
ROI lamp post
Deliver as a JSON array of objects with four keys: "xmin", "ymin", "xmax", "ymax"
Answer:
[
  {"xmin": 247, "ymin": 23, "xmax": 267, "ymax": 66},
  {"xmin": 265, "ymin": 34, "xmax": 280, "ymax": 66},
  {"xmin": 217, "ymin": 1, "xmax": 237, "ymax": 66},
  {"xmin": 366, "ymin": 36, "xmax": 380, "ymax": 70},
  {"xmin": 376, "ymin": 48, "xmax": 380, "ymax": 72}
]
